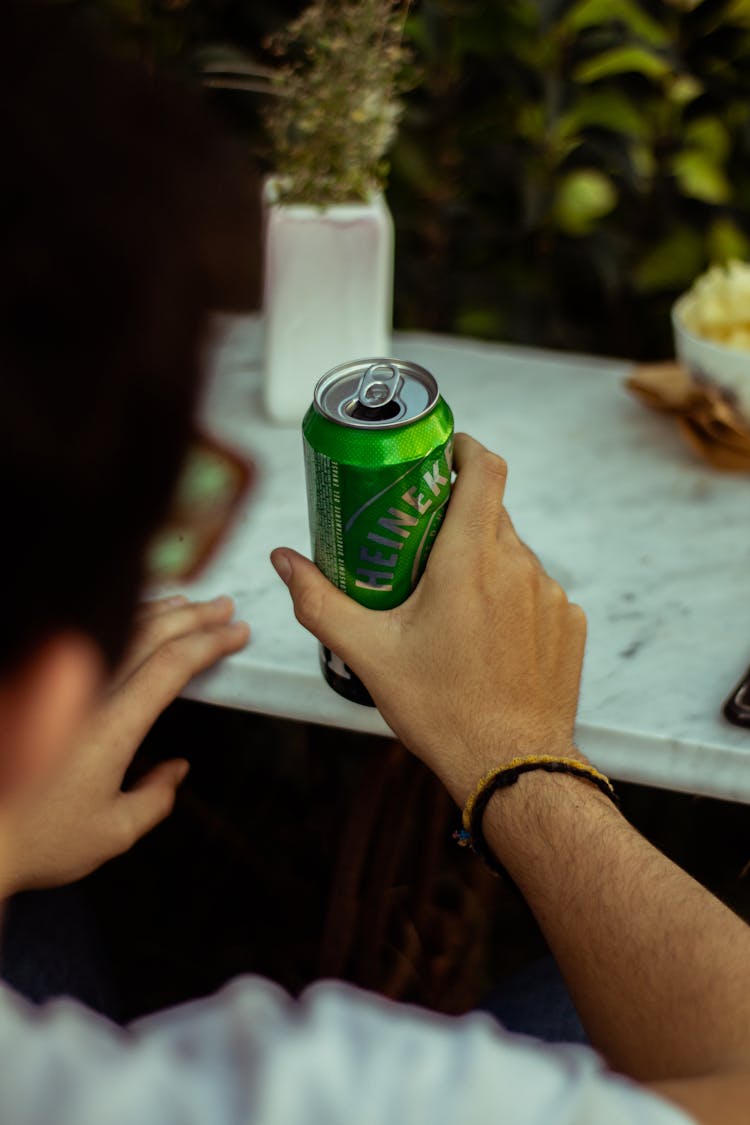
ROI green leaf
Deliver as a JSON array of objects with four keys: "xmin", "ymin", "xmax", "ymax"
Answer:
[
  {"xmin": 553, "ymin": 169, "xmax": 618, "ymax": 235},
  {"xmin": 724, "ymin": 0, "xmax": 750, "ymax": 29},
  {"xmin": 630, "ymin": 141, "xmax": 657, "ymax": 183},
  {"xmin": 194, "ymin": 44, "xmax": 275, "ymax": 80},
  {"xmin": 668, "ymin": 74, "xmax": 703, "ymax": 104},
  {"xmin": 632, "ymin": 226, "xmax": 704, "ymax": 292},
  {"xmin": 683, "ymin": 116, "xmax": 731, "ymax": 162},
  {"xmin": 574, "ymin": 45, "xmax": 672, "ymax": 83},
  {"xmin": 560, "ymin": 90, "xmax": 652, "ymax": 138},
  {"xmin": 563, "ymin": 0, "xmax": 669, "ymax": 46},
  {"xmin": 671, "ymin": 150, "xmax": 731, "ymax": 203},
  {"xmin": 517, "ymin": 103, "xmax": 547, "ymax": 143},
  {"xmin": 707, "ymin": 217, "xmax": 750, "ymax": 263}
]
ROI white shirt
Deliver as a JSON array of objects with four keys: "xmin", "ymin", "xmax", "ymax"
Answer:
[{"xmin": 0, "ymin": 975, "xmax": 695, "ymax": 1125}]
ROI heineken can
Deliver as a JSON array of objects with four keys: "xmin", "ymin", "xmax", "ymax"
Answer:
[{"xmin": 302, "ymin": 358, "xmax": 454, "ymax": 705}]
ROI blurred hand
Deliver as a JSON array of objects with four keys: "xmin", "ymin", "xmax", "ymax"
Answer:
[
  {"xmin": 272, "ymin": 433, "xmax": 586, "ymax": 807},
  {"xmin": 4, "ymin": 596, "xmax": 249, "ymax": 893}
]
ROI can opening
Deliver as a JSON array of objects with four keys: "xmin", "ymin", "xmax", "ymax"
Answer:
[
  {"xmin": 313, "ymin": 358, "xmax": 439, "ymax": 429},
  {"xmin": 345, "ymin": 398, "xmax": 403, "ymax": 422}
]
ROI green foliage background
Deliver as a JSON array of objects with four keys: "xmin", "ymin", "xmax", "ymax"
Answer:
[{"xmin": 65, "ymin": 0, "xmax": 750, "ymax": 358}]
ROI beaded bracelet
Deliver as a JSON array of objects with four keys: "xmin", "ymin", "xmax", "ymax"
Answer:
[{"xmin": 453, "ymin": 754, "xmax": 618, "ymax": 880}]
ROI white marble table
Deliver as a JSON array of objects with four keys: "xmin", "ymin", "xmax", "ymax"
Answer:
[{"xmin": 166, "ymin": 316, "xmax": 750, "ymax": 805}]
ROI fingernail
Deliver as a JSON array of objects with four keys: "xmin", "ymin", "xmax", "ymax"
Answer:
[
  {"xmin": 166, "ymin": 595, "xmax": 188, "ymax": 606},
  {"xmin": 271, "ymin": 552, "xmax": 292, "ymax": 585},
  {"xmin": 210, "ymin": 595, "xmax": 233, "ymax": 608},
  {"xmin": 176, "ymin": 761, "xmax": 190, "ymax": 784},
  {"xmin": 229, "ymin": 621, "xmax": 250, "ymax": 639}
]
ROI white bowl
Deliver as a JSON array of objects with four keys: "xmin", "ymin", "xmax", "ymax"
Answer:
[{"xmin": 672, "ymin": 294, "xmax": 750, "ymax": 423}]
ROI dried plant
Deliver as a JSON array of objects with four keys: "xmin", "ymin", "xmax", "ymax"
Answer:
[{"xmin": 264, "ymin": 0, "xmax": 412, "ymax": 205}]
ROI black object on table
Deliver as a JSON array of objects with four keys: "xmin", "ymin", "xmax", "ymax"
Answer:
[{"xmin": 724, "ymin": 666, "xmax": 750, "ymax": 728}]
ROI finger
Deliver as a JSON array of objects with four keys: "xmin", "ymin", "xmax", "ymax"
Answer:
[
  {"xmin": 114, "ymin": 596, "xmax": 239, "ymax": 687},
  {"xmin": 103, "ymin": 621, "xmax": 251, "ymax": 753},
  {"xmin": 270, "ymin": 548, "xmax": 380, "ymax": 668},
  {"xmin": 136, "ymin": 595, "xmax": 189, "ymax": 620},
  {"xmin": 137, "ymin": 596, "xmax": 237, "ymax": 646},
  {"xmin": 116, "ymin": 759, "xmax": 190, "ymax": 850},
  {"xmin": 435, "ymin": 433, "xmax": 508, "ymax": 552}
]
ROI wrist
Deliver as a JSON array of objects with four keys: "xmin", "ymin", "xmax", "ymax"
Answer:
[
  {"xmin": 481, "ymin": 767, "xmax": 621, "ymax": 888},
  {"xmin": 440, "ymin": 739, "xmax": 588, "ymax": 809}
]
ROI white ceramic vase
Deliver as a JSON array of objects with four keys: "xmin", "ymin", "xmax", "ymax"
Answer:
[{"xmin": 262, "ymin": 180, "xmax": 394, "ymax": 424}]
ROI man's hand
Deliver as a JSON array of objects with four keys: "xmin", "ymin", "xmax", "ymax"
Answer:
[
  {"xmin": 271, "ymin": 432, "xmax": 586, "ymax": 806},
  {"xmin": 4, "ymin": 595, "xmax": 249, "ymax": 893},
  {"xmin": 274, "ymin": 433, "xmax": 750, "ymax": 1125}
]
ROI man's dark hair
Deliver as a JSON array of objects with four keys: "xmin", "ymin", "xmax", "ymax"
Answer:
[{"xmin": 1, "ymin": 3, "xmax": 259, "ymax": 671}]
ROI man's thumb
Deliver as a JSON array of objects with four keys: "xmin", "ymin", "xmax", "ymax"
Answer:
[{"xmin": 270, "ymin": 548, "xmax": 373, "ymax": 665}]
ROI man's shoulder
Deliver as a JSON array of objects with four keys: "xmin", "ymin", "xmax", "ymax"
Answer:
[{"xmin": 0, "ymin": 976, "xmax": 693, "ymax": 1125}]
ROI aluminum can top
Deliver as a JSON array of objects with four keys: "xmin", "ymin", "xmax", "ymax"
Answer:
[{"xmin": 313, "ymin": 358, "xmax": 438, "ymax": 430}]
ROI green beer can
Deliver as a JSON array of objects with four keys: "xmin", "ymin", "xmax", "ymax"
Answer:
[{"xmin": 302, "ymin": 358, "xmax": 454, "ymax": 705}]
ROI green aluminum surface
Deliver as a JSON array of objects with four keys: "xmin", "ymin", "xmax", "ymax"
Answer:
[{"xmin": 303, "ymin": 396, "xmax": 454, "ymax": 610}]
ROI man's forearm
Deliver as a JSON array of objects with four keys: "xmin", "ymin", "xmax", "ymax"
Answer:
[
  {"xmin": 275, "ymin": 432, "xmax": 750, "ymax": 1124},
  {"xmin": 483, "ymin": 769, "xmax": 750, "ymax": 1084}
]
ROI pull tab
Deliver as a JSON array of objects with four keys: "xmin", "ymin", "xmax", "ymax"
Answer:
[{"xmin": 356, "ymin": 362, "xmax": 402, "ymax": 409}]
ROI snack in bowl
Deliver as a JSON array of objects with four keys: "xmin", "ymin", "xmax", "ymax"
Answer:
[
  {"xmin": 626, "ymin": 261, "xmax": 750, "ymax": 471},
  {"xmin": 672, "ymin": 260, "xmax": 750, "ymax": 424}
]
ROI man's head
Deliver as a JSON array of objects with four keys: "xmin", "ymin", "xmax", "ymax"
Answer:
[{"xmin": 0, "ymin": 3, "xmax": 257, "ymax": 787}]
